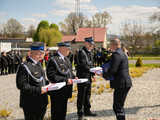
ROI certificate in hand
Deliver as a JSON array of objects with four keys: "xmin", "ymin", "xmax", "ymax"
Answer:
[
  {"xmin": 72, "ymin": 79, "xmax": 88, "ymax": 83},
  {"xmin": 44, "ymin": 82, "xmax": 66, "ymax": 91},
  {"xmin": 90, "ymin": 67, "xmax": 102, "ymax": 74}
]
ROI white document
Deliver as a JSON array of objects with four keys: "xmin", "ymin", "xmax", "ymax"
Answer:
[
  {"xmin": 44, "ymin": 82, "xmax": 66, "ymax": 91},
  {"xmin": 72, "ymin": 79, "xmax": 88, "ymax": 83},
  {"xmin": 90, "ymin": 67, "xmax": 102, "ymax": 74}
]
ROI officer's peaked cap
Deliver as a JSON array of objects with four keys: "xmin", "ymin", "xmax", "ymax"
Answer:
[
  {"xmin": 57, "ymin": 42, "xmax": 71, "ymax": 48},
  {"xmin": 30, "ymin": 42, "xmax": 44, "ymax": 51},
  {"xmin": 85, "ymin": 37, "xmax": 94, "ymax": 45}
]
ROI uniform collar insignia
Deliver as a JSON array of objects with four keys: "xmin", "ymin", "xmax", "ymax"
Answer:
[{"xmin": 32, "ymin": 63, "xmax": 36, "ymax": 66}]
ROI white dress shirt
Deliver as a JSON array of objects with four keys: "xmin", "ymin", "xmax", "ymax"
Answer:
[
  {"xmin": 29, "ymin": 57, "xmax": 38, "ymax": 64},
  {"xmin": 58, "ymin": 51, "xmax": 65, "ymax": 61}
]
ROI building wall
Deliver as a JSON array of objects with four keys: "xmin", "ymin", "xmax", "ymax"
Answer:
[
  {"xmin": 0, "ymin": 42, "xmax": 11, "ymax": 52},
  {"xmin": 103, "ymin": 31, "xmax": 107, "ymax": 48}
]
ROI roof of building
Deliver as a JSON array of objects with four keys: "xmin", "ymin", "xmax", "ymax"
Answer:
[
  {"xmin": 76, "ymin": 28, "xmax": 106, "ymax": 42},
  {"xmin": 62, "ymin": 28, "xmax": 106, "ymax": 43},
  {"xmin": 0, "ymin": 38, "xmax": 26, "ymax": 43},
  {"xmin": 62, "ymin": 35, "xmax": 76, "ymax": 42},
  {"xmin": 0, "ymin": 38, "xmax": 33, "ymax": 43},
  {"xmin": 0, "ymin": 38, "xmax": 26, "ymax": 40}
]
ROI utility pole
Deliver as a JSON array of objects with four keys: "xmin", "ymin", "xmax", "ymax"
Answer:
[
  {"xmin": 75, "ymin": 0, "xmax": 80, "ymax": 34},
  {"xmin": 75, "ymin": 0, "xmax": 80, "ymax": 17}
]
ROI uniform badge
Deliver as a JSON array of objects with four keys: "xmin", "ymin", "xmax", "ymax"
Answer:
[
  {"xmin": 59, "ymin": 57, "xmax": 62, "ymax": 60},
  {"xmin": 32, "ymin": 63, "xmax": 36, "ymax": 66},
  {"xmin": 34, "ymin": 72, "xmax": 39, "ymax": 75}
]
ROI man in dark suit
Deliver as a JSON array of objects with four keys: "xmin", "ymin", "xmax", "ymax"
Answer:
[
  {"xmin": 46, "ymin": 42, "xmax": 76, "ymax": 120},
  {"xmin": 16, "ymin": 42, "xmax": 48, "ymax": 120},
  {"xmin": 14, "ymin": 51, "xmax": 22, "ymax": 72},
  {"xmin": 0, "ymin": 53, "xmax": 1, "ymax": 75},
  {"xmin": 7, "ymin": 51, "xmax": 14, "ymax": 74},
  {"xmin": 103, "ymin": 38, "xmax": 132, "ymax": 120},
  {"xmin": 76, "ymin": 37, "xmax": 96, "ymax": 120},
  {"xmin": 1, "ymin": 52, "xmax": 8, "ymax": 75}
]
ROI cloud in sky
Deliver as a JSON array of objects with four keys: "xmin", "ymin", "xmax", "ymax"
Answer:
[
  {"xmin": 51, "ymin": 0, "xmax": 97, "ymax": 17},
  {"xmin": 55, "ymin": 0, "xmax": 92, "ymax": 8},
  {"xmin": 80, "ymin": 4, "xmax": 98, "ymax": 14},
  {"xmin": 50, "ymin": 1, "xmax": 160, "ymax": 34},
  {"xmin": 0, "ymin": 12, "xmax": 7, "ymax": 22},
  {"xmin": 2, "ymin": 0, "xmax": 158, "ymax": 34},
  {"xmin": 103, "ymin": 6, "xmax": 160, "ymax": 34},
  {"xmin": 21, "ymin": 18, "xmax": 38, "ymax": 30},
  {"xmin": 32, "ymin": 13, "xmax": 47, "ymax": 18},
  {"xmin": 50, "ymin": 9, "xmax": 73, "ymax": 16},
  {"xmin": 0, "ymin": 12, "xmax": 7, "ymax": 17},
  {"xmin": 19, "ymin": 5, "xmax": 160, "ymax": 34}
]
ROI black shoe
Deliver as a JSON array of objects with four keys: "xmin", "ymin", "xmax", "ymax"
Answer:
[
  {"xmin": 78, "ymin": 116, "xmax": 87, "ymax": 120},
  {"xmin": 84, "ymin": 111, "xmax": 97, "ymax": 117}
]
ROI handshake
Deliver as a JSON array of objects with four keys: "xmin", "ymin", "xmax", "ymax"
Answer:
[{"xmin": 90, "ymin": 64, "xmax": 114, "ymax": 81}]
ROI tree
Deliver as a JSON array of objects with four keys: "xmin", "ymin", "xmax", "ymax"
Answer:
[
  {"xmin": 84, "ymin": 19, "xmax": 92, "ymax": 28},
  {"xmin": 59, "ymin": 12, "xmax": 87, "ymax": 35},
  {"xmin": 0, "ymin": 24, "xmax": 3, "ymax": 37},
  {"xmin": 27, "ymin": 25, "xmax": 36, "ymax": 38},
  {"xmin": 92, "ymin": 11, "xmax": 112, "ymax": 28},
  {"xmin": 154, "ymin": 40, "xmax": 160, "ymax": 48},
  {"xmin": 37, "ymin": 20, "xmax": 49, "ymax": 32},
  {"xmin": 38, "ymin": 28, "xmax": 62, "ymax": 46},
  {"xmin": 150, "ymin": 7, "xmax": 160, "ymax": 22},
  {"xmin": 150, "ymin": 7, "xmax": 160, "ymax": 35},
  {"xmin": 34, "ymin": 21, "xmax": 62, "ymax": 46},
  {"xmin": 48, "ymin": 29, "xmax": 62, "ymax": 46},
  {"xmin": 3, "ymin": 18, "xmax": 24, "ymax": 37},
  {"xmin": 50, "ymin": 23, "xmax": 59, "ymax": 31},
  {"xmin": 34, "ymin": 20, "xmax": 50, "ymax": 41},
  {"xmin": 142, "ymin": 33, "xmax": 154, "ymax": 53},
  {"xmin": 120, "ymin": 21, "xmax": 145, "ymax": 56},
  {"xmin": 59, "ymin": 11, "xmax": 111, "ymax": 35}
]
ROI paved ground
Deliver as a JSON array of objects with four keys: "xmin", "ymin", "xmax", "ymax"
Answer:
[{"xmin": 0, "ymin": 68, "xmax": 160, "ymax": 120}]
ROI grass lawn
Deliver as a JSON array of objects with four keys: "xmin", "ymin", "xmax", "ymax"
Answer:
[{"xmin": 128, "ymin": 57, "xmax": 160, "ymax": 60}]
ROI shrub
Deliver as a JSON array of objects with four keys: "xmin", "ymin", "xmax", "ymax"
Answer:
[
  {"xmin": 106, "ymin": 82, "xmax": 110, "ymax": 89},
  {"xmin": 136, "ymin": 57, "xmax": 143, "ymax": 67},
  {"xmin": 0, "ymin": 109, "xmax": 11, "ymax": 117},
  {"xmin": 96, "ymin": 84, "xmax": 104, "ymax": 95},
  {"xmin": 129, "ymin": 67, "xmax": 150, "ymax": 78}
]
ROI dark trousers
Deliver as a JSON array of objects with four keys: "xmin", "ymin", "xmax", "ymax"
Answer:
[
  {"xmin": 23, "ymin": 107, "xmax": 46, "ymax": 120},
  {"xmin": 15, "ymin": 64, "xmax": 19, "ymax": 73},
  {"xmin": 1, "ymin": 66, "xmax": 8, "ymax": 75},
  {"xmin": 8, "ymin": 64, "xmax": 13, "ymax": 74},
  {"xmin": 50, "ymin": 95, "xmax": 68, "ymax": 120},
  {"xmin": 113, "ymin": 87, "xmax": 131, "ymax": 120},
  {"xmin": 77, "ymin": 83, "xmax": 91, "ymax": 116}
]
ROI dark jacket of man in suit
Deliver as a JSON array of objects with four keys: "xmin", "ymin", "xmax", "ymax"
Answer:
[
  {"xmin": 105, "ymin": 48, "xmax": 132, "ymax": 89},
  {"xmin": 46, "ymin": 45, "xmax": 75, "ymax": 120},
  {"xmin": 103, "ymin": 39, "xmax": 132, "ymax": 120}
]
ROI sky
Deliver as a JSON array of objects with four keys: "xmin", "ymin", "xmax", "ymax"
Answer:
[{"xmin": 0, "ymin": 0, "xmax": 160, "ymax": 35}]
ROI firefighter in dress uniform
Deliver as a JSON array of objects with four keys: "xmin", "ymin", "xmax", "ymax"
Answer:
[{"xmin": 16, "ymin": 42, "xmax": 48, "ymax": 120}]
